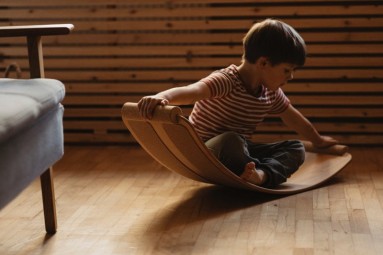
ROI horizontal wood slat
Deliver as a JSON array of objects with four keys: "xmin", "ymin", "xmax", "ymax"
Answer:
[
  {"xmin": 1, "ymin": 0, "xmax": 382, "ymax": 144},
  {"xmin": 3, "ymin": 18, "xmax": 383, "ymax": 31},
  {"xmin": 2, "ymin": 45, "xmax": 383, "ymax": 57},
  {"xmin": 10, "ymin": 69, "xmax": 377, "ymax": 82},
  {"xmin": 64, "ymin": 120, "xmax": 383, "ymax": 134},
  {"xmin": 63, "ymin": 95, "xmax": 383, "ymax": 106},
  {"xmin": 1, "ymin": 32, "xmax": 382, "ymax": 44},
  {"xmin": 0, "ymin": 0, "xmax": 372, "ymax": 5},
  {"xmin": 63, "ymin": 107, "xmax": 383, "ymax": 118},
  {"xmin": 2, "ymin": 57, "xmax": 383, "ymax": 69},
  {"xmin": 1, "ymin": 5, "xmax": 382, "ymax": 18},
  {"xmin": 59, "ymin": 82, "xmax": 383, "ymax": 94}
]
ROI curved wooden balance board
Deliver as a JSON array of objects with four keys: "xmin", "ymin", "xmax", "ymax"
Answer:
[{"xmin": 122, "ymin": 103, "xmax": 352, "ymax": 195}]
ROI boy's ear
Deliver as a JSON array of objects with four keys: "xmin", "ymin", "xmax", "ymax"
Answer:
[{"xmin": 257, "ymin": 56, "xmax": 270, "ymax": 68}]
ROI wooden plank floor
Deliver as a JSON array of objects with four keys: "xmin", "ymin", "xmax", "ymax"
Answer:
[{"xmin": 1, "ymin": 146, "xmax": 383, "ymax": 255}]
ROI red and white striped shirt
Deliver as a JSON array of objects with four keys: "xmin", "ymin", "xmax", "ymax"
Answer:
[{"xmin": 189, "ymin": 65, "xmax": 290, "ymax": 141}]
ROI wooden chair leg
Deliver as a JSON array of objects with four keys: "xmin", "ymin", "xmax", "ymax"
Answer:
[{"xmin": 40, "ymin": 167, "xmax": 57, "ymax": 234}]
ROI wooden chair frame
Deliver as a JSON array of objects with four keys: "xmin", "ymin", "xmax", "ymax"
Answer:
[{"xmin": 0, "ymin": 24, "xmax": 73, "ymax": 234}]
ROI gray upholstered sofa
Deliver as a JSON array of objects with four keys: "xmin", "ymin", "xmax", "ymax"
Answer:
[{"xmin": 0, "ymin": 24, "xmax": 73, "ymax": 234}]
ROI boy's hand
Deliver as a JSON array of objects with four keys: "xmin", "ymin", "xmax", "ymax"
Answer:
[
  {"xmin": 137, "ymin": 96, "xmax": 169, "ymax": 119},
  {"xmin": 313, "ymin": 136, "xmax": 338, "ymax": 148}
]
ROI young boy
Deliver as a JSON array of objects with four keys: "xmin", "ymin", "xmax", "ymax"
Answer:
[{"xmin": 138, "ymin": 19, "xmax": 338, "ymax": 188}]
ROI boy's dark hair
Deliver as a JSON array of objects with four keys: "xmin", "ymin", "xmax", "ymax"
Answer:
[{"xmin": 243, "ymin": 19, "xmax": 306, "ymax": 66}]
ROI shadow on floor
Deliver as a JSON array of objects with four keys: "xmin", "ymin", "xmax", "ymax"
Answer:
[
  {"xmin": 149, "ymin": 175, "xmax": 344, "ymax": 233},
  {"xmin": 149, "ymin": 185, "xmax": 281, "ymax": 232}
]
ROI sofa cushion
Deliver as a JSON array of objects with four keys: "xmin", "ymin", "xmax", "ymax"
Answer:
[
  {"xmin": 0, "ymin": 104, "xmax": 64, "ymax": 209},
  {"xmin": 0, "ymin": 78, "xmax": 65, "ymax": 143}
]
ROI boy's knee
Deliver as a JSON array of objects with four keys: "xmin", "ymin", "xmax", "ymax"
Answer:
[
  {"xmin": 205, "ymin": 132, "xmax": 248, "ymax": 169},
  {"xmin": 220, "ymin": 131, "xmax": 245, "ymax": 145},
  {"xmin": 289, "ymin": 140, "xmax": 305, "ymax": 166},
  {"xmin": 207, "ymin": 131, "xmax": 245, "ymax": 150}
]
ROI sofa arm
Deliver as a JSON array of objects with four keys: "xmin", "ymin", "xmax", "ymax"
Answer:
[
  {"xmin": 0, "ymin": 24, "xmax": 74, "ymax": 37},
  {"xmin": 0, "ymin": 24, "xmax": 74, "ymax": 78}
]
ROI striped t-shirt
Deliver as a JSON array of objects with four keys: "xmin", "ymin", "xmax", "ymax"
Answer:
[{"xmin": 189, "ymin": 65, "xmax": 290, "ymax": 141}]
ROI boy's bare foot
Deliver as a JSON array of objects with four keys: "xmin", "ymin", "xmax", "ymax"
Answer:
[{"xmin": 240, "ymin": 162, "xmax": 266, "ymax": 186}]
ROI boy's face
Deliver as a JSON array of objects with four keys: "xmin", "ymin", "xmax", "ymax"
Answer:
[{"xmin": 261, "ymin": 62, "xmax": 297, "ymax": 91}]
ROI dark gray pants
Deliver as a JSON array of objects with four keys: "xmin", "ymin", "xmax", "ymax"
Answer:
[{"xmin": 205, "ymin": 131, "xmax": 305, "ymax": 188}]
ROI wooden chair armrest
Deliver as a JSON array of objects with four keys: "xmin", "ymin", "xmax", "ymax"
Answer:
[
  {"xmin": 0, "ymin": 24, "xmax": 74, "ymax": 78},
  {"xmin": 0, "ymin": 24, "xmax": 74, "ymax": 37}
]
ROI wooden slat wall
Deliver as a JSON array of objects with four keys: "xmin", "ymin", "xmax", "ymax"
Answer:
[{"xmin": 0, "ymin": 0, "xmax": 382, "ymax": 145}]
